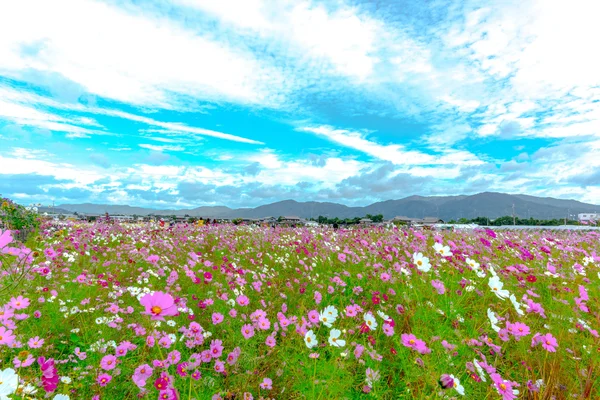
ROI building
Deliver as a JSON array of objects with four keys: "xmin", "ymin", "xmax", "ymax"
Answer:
[
  {"xmin": 389, "ymin": 216, "xmax": 443, "ymax": 226},
  {"xmin": 358, "ymin": 218, "xmax": 373, "ymax": 226},
  {"xmin": 578, "ymin": 213, "xmax": 599, "ymax": 222},
  {"xmin": 421, "ymin": 217, "xmax": 444, "ymax": 225},
  {"xmin": 280, "ymin": 216, "xmax": 302, "ymax": 224}
]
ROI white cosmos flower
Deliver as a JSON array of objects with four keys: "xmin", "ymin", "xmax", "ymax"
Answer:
[
  {"xmin": 450, "ymin": 375, "xmax": 465, "ymax": 395},
  {"xmin": 21, "ymin": 384, "xmax": 38, "ymax": 395},
  {"xmin": 487, "ymin": 308, "xmax": 501, "ymax": 332},
  {"xmin": 413, "ymin": 252, "xmax": 431, "ymax": 272},
  {"xmin": 509, "ymin": 294, "xmax": 524, "ymax": 315},
  {"xmin": 319, "ymin": 306, "xmax": 338, "ymax": 328},
  {"xmin": 364, "ymin": 313, "xmax": 378, "ymax": 331},
  {"xmin": 376, "ymin": 311, "xmax": 390, "ymax": 321},
  {"xmin": 53, "ymin": 395, "xmax": 71, "ymax": 400},
  {"xmin": 466, "ymin": 257, "xmax": 479, "ymax": 269},
  {"xmin": 328, "ymin": 329, "xmax": 346, "ymax": 347},
  {"xmin": 304, "ymin": 330, "xmax": 317, "ymax": 349},
  {"xmin": 473, "ymin": 359, "xmax": 487, "ymax": 382},
  {"xmin": 488, "ymin": 276, "xmax": 510, "ymax": 299},
  {"xmin": 0, "ymin": 368, "xmax": 18, "ymax": 398},
  {"xmin": 433, "ymin": 242, "xmax": 452, "ymax": 257}
]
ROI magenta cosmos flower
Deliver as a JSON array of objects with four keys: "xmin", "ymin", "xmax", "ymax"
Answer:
[{"xmin": 140, "ymin": 292, "xmax": 178, "ymax": 320}]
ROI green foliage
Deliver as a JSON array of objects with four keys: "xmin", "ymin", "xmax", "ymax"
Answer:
[{"xmin": 0, "ymin": 196, "xmax": 40, "ymax": 232}]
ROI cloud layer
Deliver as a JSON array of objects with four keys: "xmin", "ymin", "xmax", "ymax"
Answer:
[{"xmin": 1, "ymin": 0, "xmax": 599, "ymax": 208}]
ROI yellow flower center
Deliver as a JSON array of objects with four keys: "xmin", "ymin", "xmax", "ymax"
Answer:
[
  {"xmin": 151, "ymin": 306, "xmax": 162, "ymax": 315},
  {"xmin": 409, "ymin": 339, "xmax": 415, "ymax": 344},
  {"xmin": 500, "ymin": 383, "xmax": 506, "ymax": 390}
]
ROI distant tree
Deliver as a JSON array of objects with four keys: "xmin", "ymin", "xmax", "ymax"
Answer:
[{"xmin": 371, "ymin": 214, "xmax": 384, "ymax": 223}]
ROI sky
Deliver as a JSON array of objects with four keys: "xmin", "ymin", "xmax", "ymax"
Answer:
[{"xmin": 0, "ymin": 0, "xmax": 599, "ymax": 209}]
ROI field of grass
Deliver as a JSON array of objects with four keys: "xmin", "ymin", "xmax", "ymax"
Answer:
[{"xmin": 0, "ymin": 222, "xmax": 598, "ymax": 399}]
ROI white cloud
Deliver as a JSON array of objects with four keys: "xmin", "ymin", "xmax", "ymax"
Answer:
[
  {"xmin": 300, "ymin": 125, "xmax": 484, "ymax": 167},
  {"xmin": 0, "ymin": 0, "xmax": 285, "ymax": 108},
  {"xmin": 139, "ymin": 144, "xmax": 185, "ymax": 152},
  {"xmin": 0, "ymin": 84, "xmax": 263, "ymax": 144},
  {"xmin": 180, "ymin": 0, "xmax": 380, "ymax": 80}
]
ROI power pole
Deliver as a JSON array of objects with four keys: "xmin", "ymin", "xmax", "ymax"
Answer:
[{"xmin": 512, "ymin": 203, "xmax": 516, "ymax": 225}]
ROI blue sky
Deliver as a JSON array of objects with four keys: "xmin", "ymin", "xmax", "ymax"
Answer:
[{"xmin": 1, "ymin": 0, "xmax": 599, "ymax": 208}]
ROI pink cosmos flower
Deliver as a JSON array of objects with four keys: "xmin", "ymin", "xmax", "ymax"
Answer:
[
  {"xmin": 260, "ymin": 377, "xmax": 273, "ymax": 390},
  {"xmin": 0, "ymin": 229, "xmax": 13, "ymax": 248},
  {"xmin": 214, "ymin": 360, "xmax": 225, "ymax": 374},
  {"xmin": 431, "ymin": 280, "xmax": 446, "ymax": 295},
  {"xmin": 38, "ymin": 357, "xmax": 59, "ymax": 392},
  {"xmin": 512, "ymin": 322, "xmax": 531, "ymax": 339},
  {"xmin": 265, "ymin": 335, "xmax": 276, "ymax": 348},
  {"xmin": 28, "ymin": 336, "xmax": 44, "ymax": 348},
  {"xmin": 10, "ymin": 295, "xmax": 30, "ymax": 310},
  {"xmin": 210, "ymin": 339, "xmax": 224, "ymax": 358},
  {"xmin": 401, "ymin": 333, "xmax": 430, "ymax": 354},
  {"xmin": 354, "ymin": 344, "xmax": 365, "ymax": 359},
  {"xmin": 13, "ymin": 353, "xmax": 35, "ymax": 368},
  {"xmin": 337, "ymin": 253, "xmax": 347, "ymax": 262},
  {"xmin": 167, "ymin": 350, "xmax": 181, "ymax": 365},
  {"xmin": 0, "ymin": 305, "xmax": 15, "ymax": 321},
  {"xmin": 257, "ymin": 317, "xmax": 271, "ymax": 330},
  {"xmin": 308, "ymin": 309, "xmax": 320, "ymax": 323},
  {"xmin": 540, "ymin": 333, "xmax": 558, "ymax": 352},
  {"xmin": 44, "ymin": 248, "xmax": 57, "ymax": 258},
  {"xmin": 97, "ymin": 373, "xmax": 112, "ymax": 386},
  {"xmin": 241, "ymin": 324, "xmax": 255, "ymax": 339},
  {"xmin": 345, "ymin": 305, "xmax": 358, "ymax": 317},
  {"xmin": 0, "ymin": 326, "xmax": 16, "ymax": 345},
  {"xmin": 140, "ymin": 292, "xmax": 178, "ymax": 321},
  {"xmin": 314, "ymin": 291, "xmax": 322, "ymax": 304},
  {"xmin": 133, "ymin": 364, "xmax": 153, "ymax": 387},
  {"xmin": 74, "ymin": 347, "xmax": 87, "ymax": 360},
  {"xmin": 212, "ymin": 313, "xmax": 224, "ymax": 325},
  {"xmin": 491, "ymin": 373, "xmax": 518, "ymax": 400},
  {"xmin": 383, "ymin": 324, "xmax": 394, "ymax": 337},
  {"xmin": 236, "ymin": 295, "xmax": 250, "ymax": 306},
  {"xmin": 101, "ymin": 355, "xmax": 117, "ymax": 370}
]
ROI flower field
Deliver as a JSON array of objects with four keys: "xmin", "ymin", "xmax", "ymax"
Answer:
[{"xmin": 0, "ymin": 222, "xmax": 599, "ymax": 399}]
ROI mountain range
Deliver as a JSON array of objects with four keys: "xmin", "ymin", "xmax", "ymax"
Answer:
[{"xmin": 39, "ymin": 192, "xmax": 600, "ymax": 221}]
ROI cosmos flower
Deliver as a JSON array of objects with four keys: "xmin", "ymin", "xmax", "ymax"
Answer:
[
  {"xmin": 0, "ymin": 368, "xmax": 18, "ymax": 399},
  {"xmin": 363, "ymin": 313, "xmax": 377, "ymax": 331},
  {"xmin": 431, "ymin": 280, "xmax": 446, "ymax": 295},
  {"xmin": 413, "ymin": 252, "xmax": 431, "ymax": 272},
  {"xmin": 439, "ymin": 374, "xmax": 465, "ymax": 396},
  {"xmin": 304, "ymin": 330, "xmax": 317, "ymax": 349},
  {"xmin": 139, "ymin": 292, "xmax": 178, "ymax": 321},
  {"xmin": 433, "ymin": 242, "xmax": 452, "ymax": 257},
  {"xmin": 241, "ymin": 324, "xmax": 255, "ymax": 339},
  {"xmin": 260, "ymin": 377, "xmax": 273, "ymax": 390},
  {"xmin": 319, "ymin": 306, "xmax": 338, "ymax": 328},
  {"xmin": 328, "ymin": 329, "xmax": 346, "ymax": 347},
  {"xmin": 488, "ymin": 276, "xmax": 510, "ymax": 299}
]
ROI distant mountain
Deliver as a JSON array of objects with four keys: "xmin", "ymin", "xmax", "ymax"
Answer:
[{"xmin": 53, "ymin": 192, "xmax": 600, "ymax": 221}]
